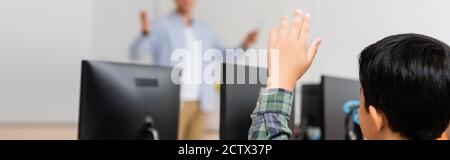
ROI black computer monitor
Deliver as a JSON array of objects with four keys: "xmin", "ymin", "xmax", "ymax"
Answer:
[
  {"xmin": 220, "ymin": 63, "xmax": 295, "ymax": 140},
  {"xmin": 300, "ymin": 76, "xmax": 360, "ymax": 140},
  {"xmin": 220, "ymin": 63, "xmax": 266, "ymax": 140},
  {"xmin": 322, "ymin": 76, "xmax": 360, "ymax": 140},
  {"xmin": 78, "ymin": 60, "xmax": 180, "ymax": 140},
  {"xmin": 300, "ymin": 84, "xmax": 323, "ymax": 140}
]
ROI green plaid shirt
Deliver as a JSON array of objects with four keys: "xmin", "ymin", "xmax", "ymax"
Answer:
[{"xmin": 248, "ymin": 88, "xmax": 294, "ymax": 140}]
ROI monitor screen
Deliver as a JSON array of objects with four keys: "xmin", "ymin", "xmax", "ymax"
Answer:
[
  {"xmin": 78, "ymin": 60, "xmax": 180, "ymax": 140},
  {"xmin": 322, "ymin": 76, "xmax": 360, "ymax": 140},
  {"xmin": 220, "ymin": 63, "xmax": 295, "ymax": 140}
]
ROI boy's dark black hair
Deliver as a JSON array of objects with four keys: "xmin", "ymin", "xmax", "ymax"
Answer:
[{"xmin": 359, "ymin": 33, "xmax": 450, "ymax": 140}]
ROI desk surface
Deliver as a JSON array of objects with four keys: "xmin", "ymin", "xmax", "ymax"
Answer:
[
  {"xmin": 0, "ymin": 124, "xmax": 220, "ymax": 140},
  {"xmin": 0, "ymin": 123, "xmax": 77, "ymax": 140},
  {"xmin": 0, "ymin": 123, "xmax": 446, "ymax": 140}
]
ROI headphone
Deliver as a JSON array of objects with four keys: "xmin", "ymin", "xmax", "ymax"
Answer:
[{"xmin": 343, "ymin": 100, "xmax": 363, "ymax": 140}]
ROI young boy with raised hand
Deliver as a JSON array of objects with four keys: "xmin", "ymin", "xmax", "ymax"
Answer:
[{"xmin": 248, "ymin": 9, "xmax": 450, "ymax": 140}]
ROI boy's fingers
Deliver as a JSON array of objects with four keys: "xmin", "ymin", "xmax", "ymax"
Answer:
[
  {"xmin": 299, "ymin": 14, "xmax": 311, "ymax": 45},
  {"xmin": 307, "ymin": 38, "xmax": 322, "ymax": 63},
  {"xmin": 278, "ymin": 15, "xmax": 289, "ymax": 41},
  {"xmin": 268, "ymin": 26, "xmax": 278, "ymax": 76},
  {"xmin": 288, "ymin": 10, "xmax": 303, "ymax": 41},
  {"xmin": 268, "ymin": 26, "xmax": 278, "ymax": 49}
]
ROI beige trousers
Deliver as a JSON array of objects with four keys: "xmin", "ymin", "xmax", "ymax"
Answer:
[{"xmin": 178, "ymin": 101, "xmax": 205, "ymax": 140}]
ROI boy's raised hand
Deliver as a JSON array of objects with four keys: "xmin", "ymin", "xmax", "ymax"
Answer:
[{"xmin": 267, "ymin": 10, "xmax": 321, "ymax": 91}]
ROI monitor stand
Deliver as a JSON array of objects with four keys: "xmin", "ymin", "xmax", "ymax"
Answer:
[{"xmin": 139, "ymin": 116, "xmax": 160, "ymax": 140}]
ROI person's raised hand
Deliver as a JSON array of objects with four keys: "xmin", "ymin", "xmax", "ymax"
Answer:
[
  {"xmin": 243, "ymin": 30, "xmax": 259, "ymax": 49},
  {"xmin": 140, "ymin": 11, "xmax": 151, "ymax": 35},
  {"xmin": 267, "ymin": 10, "xmax": 322, "ymax": 91}
]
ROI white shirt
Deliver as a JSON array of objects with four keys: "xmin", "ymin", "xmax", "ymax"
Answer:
[{"xmin": 180, "ymin": 27, "xmax": 202, "ymax": 102}]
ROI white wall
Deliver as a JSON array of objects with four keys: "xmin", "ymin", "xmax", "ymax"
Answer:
[
  {"xmin": 194, "ymin": 0, "xmax": 313, "ymax": 48},
  {"xmin": 0, "ymin": 0, "xmax": 92, "ymax": 123},
  {"xmin": 91, "ymin": 0, "xmax": 156, "ymax": 64},
  {"xmin": 313, "ymin": 0, "xmax": 450, "ymax": 81}
]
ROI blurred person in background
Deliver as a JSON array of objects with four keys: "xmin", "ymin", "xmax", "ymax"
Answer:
[{"xmin": 130, "ymin": 0, "xmax": 259, "ymax": 140}]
